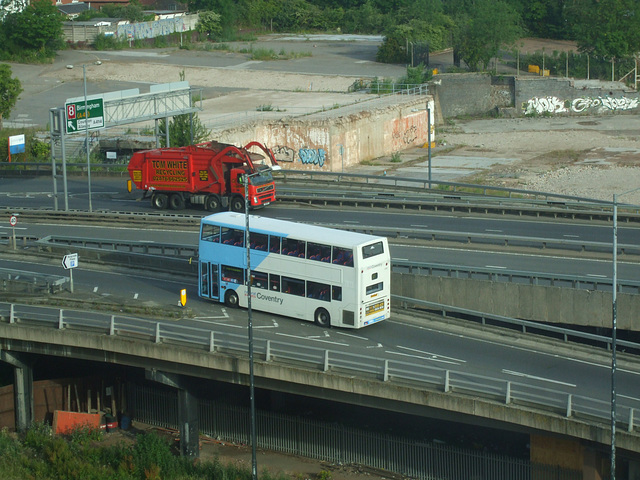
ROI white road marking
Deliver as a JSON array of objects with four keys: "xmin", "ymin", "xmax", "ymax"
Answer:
[
  {"xmin": 485, "ymin": 265, "xmax": 507, "ymax": 269},
  {"xmin": 485, "ymin": 229, "xmax": 503, "ymax": 232},
  {"xmin": 276, "ymin": 332, "xmax": 349, "ymax": 346},
  {"xmin": 587, "ymin": 274, "xmax": 608, "ymax": 278},
  {"xmin": 502, "ymin": 369, "xmax": 576, "ymax": 387},
  {"xmin": 192, "ymin": 311, "xmax": 230, "ymax": 322},
  {"xmin": 392, "ymin": 257, "xmax": 409, "ymax": 261},
  {"xmin": 385, "ymin": 350, "xmax": 461, "ymax": 365},
  {"xmin": 133, "ymin": 293, "xmax": 139, "ymax": 300},
  {"xmin": 93, "ymin": 287, "xmax": 98, "ymax": 293},
  {"xmin": 563, "ymin": 234, "xmax": 580, "ymax": 238},
  {"xmin": 335, "ymin": 331, "xmax": 368, "ymax": 341},
  {"xmin": 397, "ymin": 345, "xmax": 466, "ymax": 363},
  {"xmin": 411, "ymin": 224, "xmax": 429, "ymax": 228}
]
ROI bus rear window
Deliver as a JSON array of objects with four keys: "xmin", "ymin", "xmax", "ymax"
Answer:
[{"xmin": 362, "ymin": 241, "xmax": 384, "ymax": 259}]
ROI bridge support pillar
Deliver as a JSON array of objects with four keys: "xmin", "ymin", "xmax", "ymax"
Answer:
[
  {"xmin": 145, "ymin": 369, "xmax": 199, "ymax": 458},
  {"xmin": 0, "ymin": 351, "xmax": 34, "ymax": 432}
]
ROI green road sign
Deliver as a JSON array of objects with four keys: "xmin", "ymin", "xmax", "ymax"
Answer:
[{"xmin": 65, "ymin": 97, "xmax": 104, "ymax": 134}]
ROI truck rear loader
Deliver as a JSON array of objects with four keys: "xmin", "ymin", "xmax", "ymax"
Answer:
[{"xmin": 127, "ymin": 140, "xmax": 280, "ymax": 211}]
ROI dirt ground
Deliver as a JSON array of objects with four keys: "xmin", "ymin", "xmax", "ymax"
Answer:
[{"xmin": 433, "ymin": 116, "xmax": 640, "ymax": 204}]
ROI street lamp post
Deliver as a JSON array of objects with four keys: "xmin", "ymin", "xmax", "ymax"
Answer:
[
  {"xmin": 427, "ymin": 103, "xmax": 432, "ymax": 189},
  {"xmin": 611, "ymin": 186, "xmax": 640, "ymax": 480},
  {"xmin": 243, "ymin": 164, "xmax": 280, "ymax": 480},
  {"xmin": 244, "ymin": 172, "xmax": 258, "ymax": 480}
]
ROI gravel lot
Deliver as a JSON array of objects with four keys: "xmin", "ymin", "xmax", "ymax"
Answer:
[{"xmin": 437, "ymin": 115, "xmax": 640, "ymax": 204}]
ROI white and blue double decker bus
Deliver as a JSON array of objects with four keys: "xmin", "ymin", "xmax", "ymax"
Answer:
[{"xmin": 198, "ymin": 212, "xmax": 390, "ymax": 328}]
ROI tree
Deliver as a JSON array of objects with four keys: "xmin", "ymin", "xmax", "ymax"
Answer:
[
  {"xmin": 2, "ymin": 0, "xmax": 64, "ymax": 56},
  {"xmin": 196, "ymin": 11, "xmax": 223, "ymax": 40},
  {"xmin": 570, "ymin": 0, "xmax": 640, "ymax": 59},
  {"xmin": 452, "ymin": 0, "xmax": 523, "ymax": 71},
  {"xmin": 0, "ymin": 64, "xmax": 22, "ymax": 130},
  {"xmin": 158, "ymin": 113, "xmax": 210, "ymax": 147}
]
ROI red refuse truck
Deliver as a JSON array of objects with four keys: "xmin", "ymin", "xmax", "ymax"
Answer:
[{"xmin": 127, "ymin": 140, "xmax": 280, "ymax": 211}]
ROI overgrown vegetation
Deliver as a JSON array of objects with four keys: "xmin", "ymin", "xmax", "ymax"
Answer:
[{"xmin": 0, "ymin": 422, "xmax": 292, "ymax": 480}]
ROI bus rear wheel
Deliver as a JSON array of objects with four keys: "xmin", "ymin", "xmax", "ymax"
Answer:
[
  {"xmin": 225, "ymin": 290, "xmax": 239, "ymax": 308},
  {"xmin": 314, "ymin": 308, "xmax": 331, "ymax": 327},
  {"xmin": 152, "ymin": 193, "xmax": 168, "ymax": 209}
]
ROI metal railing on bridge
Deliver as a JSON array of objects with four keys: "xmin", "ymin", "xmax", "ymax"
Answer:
[{"xmin": 2, "ymin": 301, "xmax": 639, "ymax": 435}]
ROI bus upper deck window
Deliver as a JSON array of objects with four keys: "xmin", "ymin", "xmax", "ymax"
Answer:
[{"xmin": 362, "ymin": 241, "xmax": 384, "ymax": 259}]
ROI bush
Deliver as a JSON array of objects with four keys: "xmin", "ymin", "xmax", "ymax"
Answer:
[{"xmin": 94, "ymin": 33, "xmax": 126, "ymax": 50}]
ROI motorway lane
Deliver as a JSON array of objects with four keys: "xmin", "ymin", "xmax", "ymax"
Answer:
[
  {"xmin": 2, "ymin": 177, "xmax": 638, "ymax": 247},
  {"xmin": 3, "ymin": 215, "xmax": 640, "ymax": 285},
  {"xmin": 0, "ymin": 177, "xmax": 640, "ymax": 245}
]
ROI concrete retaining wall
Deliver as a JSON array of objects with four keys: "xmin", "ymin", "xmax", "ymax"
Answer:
[
  {"xmin": 429, "ymin": 73, "xmax": 639, "ymax": 119},
  {"xmin": 214, "ymin": 97, "xmax": 434, "ymax": 172},
  {"xmin": 516, "ymin": 77, "xmax": 640, "ymax": 116},
  {"xmin": 392, "ymin": 273, "xmax": 640, "ymax": 331}
]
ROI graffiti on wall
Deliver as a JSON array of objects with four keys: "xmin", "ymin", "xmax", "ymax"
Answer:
[
  {"xmin": 272, "ymin": 145, "xmax": 327, "ymax": 168},
  {"xmin": 299, "ymin": 148, "xmax": 326, "ymax": 168},
  {"xmin": 117, "ymin": 18, "xmax": 188, "ymax": 40},
  {"xmin": 272, "ymin": 145, "xmax": 295, "ymax": 163},
  {"xmin": 392, "ymin": 125, "xmax": 418, "ymax": 145},
  {"xmin": 525, "ymin": 96, "xmax": 639, "ymax": 115}
]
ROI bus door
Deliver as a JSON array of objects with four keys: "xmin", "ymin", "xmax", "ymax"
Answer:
[
  {"xmin": 209, "ymin": 263, "xmax": 219, "ymax": 300},
  {"xmin": 200, "ymin": 262, "xmax": 220, "ymax": 300}
]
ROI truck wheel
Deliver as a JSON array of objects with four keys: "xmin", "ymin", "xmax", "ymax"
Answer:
[
  {"xmin": 205, "ymin": 195, "xmax": 221, "ymax": 212},
  {"xmin": 314, "ymin": 308, "xmax": 331, "ymax": 327},
  {"xmin": 225, "ymin": 290, "xmax": 239, "ymax": 308},
  {"xmin": 169, "ymin": 193, "xmax": 185, "ymax": 210},
  {"xmin": 230, "ymin": 196, "xmax": 245, "ymax": 212},
  {"xmin": 152, "ymin": 193, "xmax": 168, "ymax": 209}
]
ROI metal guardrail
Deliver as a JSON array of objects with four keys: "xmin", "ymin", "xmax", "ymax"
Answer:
[
  {"xmin": 274, "ymin": 169, "xmax": 640, "ymax": 207},
  {"xmin": 2, "ymin": 301, "xmax": 639, "ymax": 434},
  {"xmin": 0, "ymin": 268, "xmax": 68, "ymax": 294}
]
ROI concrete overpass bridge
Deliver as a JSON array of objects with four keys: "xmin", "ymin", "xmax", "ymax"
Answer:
[{"xmin": 1, "ymin": 301, "xmax": 639, "ymax": 478}]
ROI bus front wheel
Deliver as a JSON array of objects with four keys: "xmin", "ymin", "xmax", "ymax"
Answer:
[
  {"xmin": 314, "ymin": 308, "xmax": 331, "ymax": 327},
  {"xmin": 225, "ymin": 290, "xmax": 239, "ymax": 308}
]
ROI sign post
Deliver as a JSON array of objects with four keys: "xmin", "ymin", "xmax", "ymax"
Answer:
[
  {"xmin": 9, "ymin": 215, "xmax": 17, "ymax": 250},
  {"xmin": 62, "ymin": 253, "xmax": 79, "ymax": 293}
]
